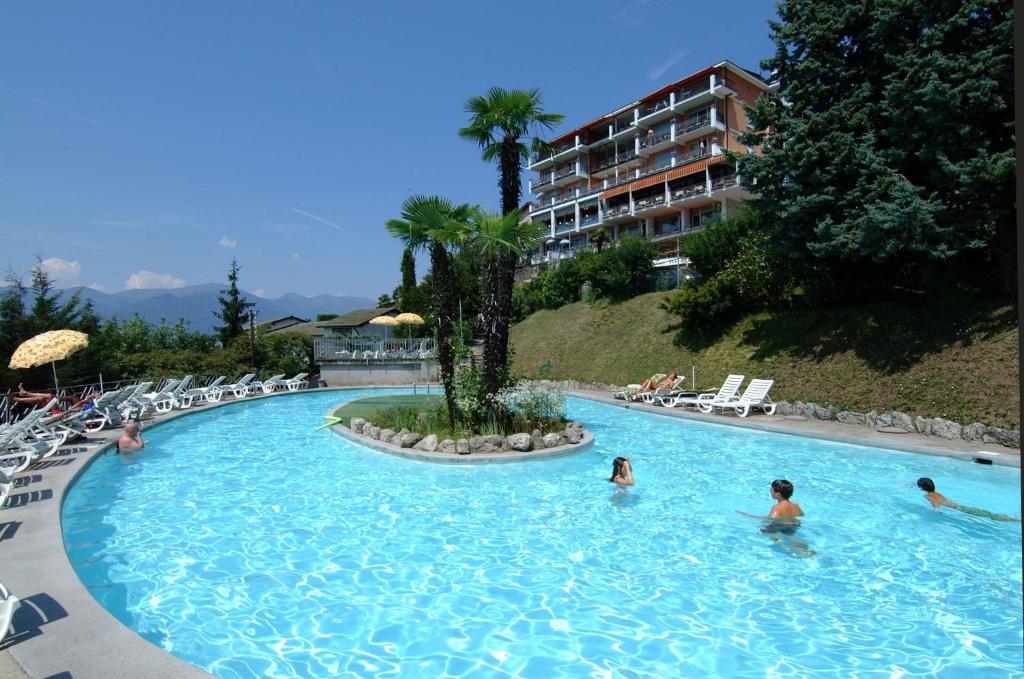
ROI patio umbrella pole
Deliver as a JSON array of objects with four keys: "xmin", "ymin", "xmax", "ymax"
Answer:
[{"xmin": 52, "ymin": 361, "xmax": 59, "ymax": 392}]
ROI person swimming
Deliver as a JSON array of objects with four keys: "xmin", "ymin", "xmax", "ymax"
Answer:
[
  {"xmin": 917, "ymin": 477, "xmax": 1019, "ymax": 522},
  {"xmin": 609, "ymin": 457, "xmax": 634, "ymax": 487},
  {"xmin": 738, "ymin": 479, "xmax": 814, "ymax": 557}
]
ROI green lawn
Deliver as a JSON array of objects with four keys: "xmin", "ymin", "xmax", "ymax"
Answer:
[
  {"xmin": 510, "ymin": 292, "xmax": 1019, "ymax": 429},
  {"xmin": 333, "ymin": 394, "xmax": 441, "ymax": 427}
]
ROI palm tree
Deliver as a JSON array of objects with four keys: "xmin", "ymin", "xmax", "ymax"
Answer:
[
  {"xmin": 588, "ymin": 228, "xmax": 610, "ymax": 253},
  {"xmin": 386, "ymin": 195, "xmax": 472, "ymax": 429},
  {"xmin": 469, "ymin": 209, "xmax": 546, "ymax": 402},
  {"xmin": 458, "ymin": 88, "xmax": 563, "ymax": 399}
]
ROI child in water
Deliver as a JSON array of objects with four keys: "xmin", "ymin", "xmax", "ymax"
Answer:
[
  {"xmin": 917, "ymin": 477, "xmax": 1019, "ymax": 522},
  {"xmin": 738, "ymin": 479, "xmax": 814, "ymax": 557},
  {"xmin": 609, "ymin": 457, "xmax": 634, "ymax": 487}
]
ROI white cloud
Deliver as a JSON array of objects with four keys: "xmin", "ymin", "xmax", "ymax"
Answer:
[
  {"xmin": 39, "ymin": 256, "xmax": 82, "ymax": 285},
  {"xmin": 291, "ymin": 253, "xmax": 300, "ymax": 259},
  {"xmin": 219, "ymin": 235, "xmax": 237, "ymax": 249},
  {"xmin": 86, "ymin": 282, "xmax": 107, "ymax": 292},
  {"xmin": 253, "ymin": 288, "xmax": 265, "ymax": 297},
  {"xmin": 124, "ymin": 270, "xmax": 186, "ymax": 290},
  {"xmin": 648, "ymin": 49, "xmax": 690, "ymax": 81}
]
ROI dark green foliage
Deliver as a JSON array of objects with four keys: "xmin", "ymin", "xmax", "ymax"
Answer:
[
  {"xmin": 376, "ymin": 294, "xmax": 393, "ymax": 308},
  {"xmin": 213, "ymin": 259, "xmax": 255, "ymax": 346},
  {"xmin": 736, "ymin": 0, "xmax": 1015, "ymax": 295},
  {"xmin": 512, "ymin": 238, "xmax": 657, "ymax": 320},
  {"xmin": 398, "ymin": 248, "xmax": 423, "ymax": 314},
  {"xmin": 680, "ymin": 215, "xmax": 750, "ymax": 279},
  {"xmin": 316, "ymin": 313, "xmax": 339, "ymax": 322}
]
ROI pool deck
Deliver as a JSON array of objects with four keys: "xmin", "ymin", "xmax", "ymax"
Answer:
[
  {"xmin": 0, "ymin": 385, "xmax": 1018, "ymax": 678},
  {"xmin": 570, "ymin": 390, "xmax": 1020, "ymax": 468}
]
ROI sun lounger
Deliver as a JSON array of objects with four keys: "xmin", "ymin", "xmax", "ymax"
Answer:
[
  {"xmin": 716, "ymin": 379, "xmax": 777, "ymax": 417},
  {"xmin": 182, "ymin": 376, "xmax": 226, "ymax": 405},
  {"xmin": 280, "ymin": 372, "xmax": 309, "ymax": 392},
  {"xmin": 664, "ymin": 374, "xmax": 745, "ymax": 410},
  {"xmin": 249, "ymin": 374, "xmax": 285, "ymax": 395},
  {"xmin": 118, "ymin": 382, "xmax": 154, "ymax": 420},
  {"xmin": 0, "ymin": 580, "xmax": 19, "ymax": 643},
  {"xmin": 612, "ymin": 373, "xmax": 665, "ymax": 401},
  {"xmin": 221, "ymin": 374, "xmax": 256, "ymax": 399},
  {"xmin": 640, "ymin": 376, "xmax": 686, "ymax": 404}
]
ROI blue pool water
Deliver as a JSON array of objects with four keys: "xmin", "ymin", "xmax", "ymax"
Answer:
[{"xmin": 63, "ymin": 390, "xmax": 1023, "ymax": 678}]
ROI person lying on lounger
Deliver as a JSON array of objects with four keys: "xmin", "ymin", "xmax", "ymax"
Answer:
[
  {"xmin": 637, "ymin": 372, "xmax": 677, "ymax": 394},
  {"xmin": 917, "ymin": 477, "xmax": 1019, "ymax": 522}
]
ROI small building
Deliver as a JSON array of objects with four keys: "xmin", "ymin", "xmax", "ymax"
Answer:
[
  {"xmin": 316, "ymin": 307, "xmax": 399, "ymax": 338},
  {"xmin": 269, "ymin": 321, "xmax": 325, "ymax": 338},
  {"xmin": 257, "ymin": 315, "xmax": 310, "ymax": 334}
]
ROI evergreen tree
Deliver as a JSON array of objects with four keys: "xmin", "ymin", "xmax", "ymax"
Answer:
[
  {"xmin": 214, "ymin": 259, "xmax": 254, "ymax": 346},
  {"xmin": 398, "ymin": 248, "xmax": 418, "ymax": 313},
  {"xmin": 737, "ymin": 0, "xmax": 1014, "ymax": 296},
  {"xmin": 0, "ymin": 270, "xmax": 27, "ymax": 364}
]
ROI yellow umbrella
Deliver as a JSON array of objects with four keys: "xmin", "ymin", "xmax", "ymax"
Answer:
[
  {"xmin": 9, "ymin": 329, "xmax": 89, "ymax": 390},
  {"xmin": 369, "ymin": 314, "xmax": 399, "ymax": 339},
  {"xmin": 394, "ymin": 312, "xmax": 425, "ymax": 325}
]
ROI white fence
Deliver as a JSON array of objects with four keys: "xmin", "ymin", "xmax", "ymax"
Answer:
[{"xmin": 314, "ymin": 337, "xmax": 436, "ymax": 362}]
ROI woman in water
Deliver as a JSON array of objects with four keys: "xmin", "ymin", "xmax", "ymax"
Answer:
[{"xmin": 609, "ymin": 457, "xmax": 634, "ymax": 487}]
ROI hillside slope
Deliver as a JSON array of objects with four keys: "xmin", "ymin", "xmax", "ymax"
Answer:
[{"xmin": 510, "ymin": 292, "xmax": 1019, "ymax": 429}]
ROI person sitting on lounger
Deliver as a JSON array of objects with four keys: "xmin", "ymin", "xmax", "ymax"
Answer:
[
  {"xmin": 637, "ymin": 372, "xmax": 677, "ymax": 394},
  {"xmin": 609, "ymin": 457, "xmax": 634, "ymax": 487},
  {"xmin": 116, "ymin": 422, "xmax": 148, "ymax": 453},
  {"xmin": 917, "ymin": 477, "xmax": 1019, "ymax": 522}
]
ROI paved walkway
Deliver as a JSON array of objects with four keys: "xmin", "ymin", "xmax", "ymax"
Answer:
[
  {"xmin": 570, "ymin": 389, "xmax": 1020, "ymax": 467},
  {"xmin": 0, "ymin": 385, "xmax": 1016, "ymax": 678}
]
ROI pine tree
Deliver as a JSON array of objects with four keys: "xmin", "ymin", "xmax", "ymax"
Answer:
[
  {"xmin": 398, "ymin": 248, "xmax": 418, "ymax": 312},
  {"xmin": 0, "ymin": 270, "xmax": 27, "ymax": 363},
  {"xmin": 214, "ymin": 259, "xmax": 254, "ymax": 346},
  {"xmin": 737, "ymin": 0, "xmax": 1014, "ymax": 296}
]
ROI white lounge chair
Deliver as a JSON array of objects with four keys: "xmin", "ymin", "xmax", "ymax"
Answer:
[
  {"xmin": 182, "ymin": 376, "xmax": 226, "ymax": 405},
  {"xmin": 118, "ymin": 382, "xmax": 154, "ymax": 420},
  {"xmin": 221, "ymin": 374, "xmax": 256, "ymax": 399},
  {"xmin": 640, "ymin": 376, "xmax": 686, "ymax": 404},
  {"xmin": 280, "ymin": 373, "xmax": 309, "ymax": 392},
  {"xmin": 612, "ymin": 373, "xmax": 665, "ymax": 401},
  {"xmin": 664, "ymin": 374, "xmax": 746, "ymax": 411},
  {"xmin": 0, "ymin": 580, "xmax": 19, "ymax": 643},
  {"xmin": 0, "ymin": 466, "xmax": 15, "ymax": 509},
  {"xmin": 249, "ymin": 374, "xmax": 285, "ymax": 395},
  {"xmin": 716, "ymin": 379, "xmax": 777, "ymax": 417}
]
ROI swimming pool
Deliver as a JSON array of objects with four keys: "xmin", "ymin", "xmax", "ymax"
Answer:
[{"xmin": 62, "ymin": 389, "xmax": 1023, "ymax": 678}]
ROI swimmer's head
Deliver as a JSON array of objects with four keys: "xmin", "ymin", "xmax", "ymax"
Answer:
[
  {"xmin": 125, "ymin": 422, "xmax": 140, "ymax": 435},
  {"xmin": 771, "ymin": 479, "xmax": 794, "ymax": 499},
  {"xmin": 610, "ymin": 457, "xmax": 628, "ymax": 481},
  {"xmin": 917, "ymin": 477, "xmax": 935, "ymax": 492}
]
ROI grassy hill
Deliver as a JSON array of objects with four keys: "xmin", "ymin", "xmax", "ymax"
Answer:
[{"xmin": 510, "ymin": 292, "xmax": 1019, "ymax": 430}]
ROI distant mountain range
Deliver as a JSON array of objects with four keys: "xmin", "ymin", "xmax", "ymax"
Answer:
[{"xmin": 57, "ymin": 284, "xmax": 374, "ymax": 333}]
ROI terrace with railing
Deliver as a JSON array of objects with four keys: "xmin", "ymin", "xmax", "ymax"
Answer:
[
  {"xmin": 639, "ymin": 129, "xmax": 672, "ymax": 149},
  {"xmin": 314, "ymin": 337, "xmax": 436, "ymax": 362},
  {"xmin": 711, "ymin": 174, "xmax": 739, "ymax": 191},
  {"xmin": 592, "ymin": 149, "xmax": 638, "ymax": 172}
]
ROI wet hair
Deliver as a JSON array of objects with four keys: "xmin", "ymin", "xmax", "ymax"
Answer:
[
  {"xmin": 124, "ymin": 422, "xmax": 140, "ymax": 433},
  {"xmin": 917, "ymin": 477, "xmax": 935, "ymax": 492},
  {"xmin": 771, "ymin": 479, "xmax": 794, "ymax": 499},
  {"xmin": 609, "ymin": 457, "xmax": 628, "ymax": 482}
]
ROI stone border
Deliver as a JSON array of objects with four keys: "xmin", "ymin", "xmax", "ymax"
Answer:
[
  {"xmin": 568, "ymin": 390, "xmax": 1021, "ymax": 468},
  {"xmin": 328, "ymin": 415, "xmax": 594, "ymax": 464},
  {"xmin": 0, "ymin": 385, "xmax": 426, "ymax": 679}
]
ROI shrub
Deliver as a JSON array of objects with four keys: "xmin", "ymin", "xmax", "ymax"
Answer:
[
  {"xmin": 585, "ymin": 237, "xmax": 656, "ymax": 300},
  {"xmin": 680, "ymin": 213, "xmax": 751, "ymax": 279},
  {"xmin": 497, "ymin": 383, "xmax": 566, "ymax": 431}
]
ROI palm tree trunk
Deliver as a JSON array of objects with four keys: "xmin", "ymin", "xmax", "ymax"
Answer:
[
  {"xmin": 482, "ymin": 137, "xmax": 523, "ymax": 403},
  {"xmin": 430, "ymin": 242, "xmax": 459, "ymax": 430}
]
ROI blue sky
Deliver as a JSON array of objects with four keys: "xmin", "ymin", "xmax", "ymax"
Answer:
[{"xmin": 0, "ymin": 1, "xmax": 777, "ymax": 300}]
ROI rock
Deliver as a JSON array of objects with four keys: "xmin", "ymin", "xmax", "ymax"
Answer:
[
  {"xmin": 399, "ymin": 432, "xmax": 424, "ymax": 448},
  {"xmin": 564, "ymin": 428, "xmax": 583, "ymax": 444},
  {"xmin": 776, "ymin": 400, "xmax": 795, "ymax": 416},
  {"xmin": 378, "ymin": 428, "xmax": 396, "ymax": 444},
  {"xmin": 835, "ymin": 411, "xmax": 866, "ymax": 426},
  {"xmin": 364, "ymin": 425, "xmax": 380, "ymax": 439},
  {"xmin": 876, "ymin": 413, "xmax": 894, "ymax": 428},
  {"xmin": 531, "ymin": 428, "xmax": 545, "ymax": 450},
  {"xmin": 892, "ymin": 412, "xmax": 914, "ymax": 432},
  {"xmin": 413, "ymin": 434, "xmax": 437, "ymax": 451},
  {"xmin": 915, "ymin": 416, "xmax": 932, "ymax": 435},
  {"xmin": 961, "ymin": 422, "xmax": 986, "ymax": 442},
  {"xmin": 866, "ymin": 411, "xmax": 878, "ymax": 428},
  {"xmin": 456, "ymin": 438, "xmax": 471, "ymax": 455},
  {"xmin": 350, "ymin": 417, "xmax": 366, "ymax": 434},
  {"xmin": 438, "ymin": 439, "xmax": 456, "ymax": 454},
  {"xmin": 542, "ymin": 433, "xmax": 563, "ymax": 448},
  {"xmin": 470, "ymin": 435, "xmax": 505, "ymax": 453},
  {"xmin": 982, "ymin": 426, "xmax": 1020, "ymax": 448},
  {"xmin": 566, "ymin": 420, "xmax": 583, "ymax": 431},
  {"xmin": 506, "ymin": 433, "xmax": 533, "ymax": 452},
  {"xmin": 397, "ymin": 428, "xmax": 410, "ymax": 438},
  {"xmin": 929, "ymin": 418, "xmax": 963, "ymax": 441},
  {"xmin": 811, "ymin": 403, "xmax": 835, "ymax": 420}
]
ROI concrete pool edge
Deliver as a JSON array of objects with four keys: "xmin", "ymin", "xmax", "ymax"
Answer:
[
  {"xmin": 0, "ymin": 385, "xmax": 417, "ymax": 679},
  {"xmin": 568, "ymin": 390, "xmax": 1021, "ymax": 468}
]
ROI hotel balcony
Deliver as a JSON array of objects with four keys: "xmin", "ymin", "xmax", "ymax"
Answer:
[
  {"xmin": 672, "ymin": 76, "xmax": 737, "ymax": 111},
  {"xmin": 711, "ymin": 174, "xmax": 740, "ymax": 192},
  {"xmin": 529, "ymin": 171, "xmax": 554, "ymax": 194},
  {"xmin": 603, "ymin": 203, "xmax": 633, "ymax": 221},
  {"xmin": 637, "ymin": 129, "xmax": 674, "ymax": 157},
  {"xmin": 580, "ymin": 212, "xmax": 600, "ymax": 227},
  {"xmin": 639, "ymin": 156, "xmax": 675, "ymax": 179},
  {"xmin": 529, "ymin": 136, "xmax": 588, "ymax": 170},
  {"xmin": 554, "ymin": 219, "xmax": 577, "ymax": 235},
  {"xmin": 674, "ymin": 110, "xmax": 725, "ymax": 144},
  {"xmin": 637, "ymin": 97, "xmax": 674, "ymax": 126},
  {"xmin": 633, "ymin": 193, "xmax": 668, "ymax": 214},
  {"xmin": 552, "ymin": 160, "xmax": 589, "ymax": 187},
  {"xmin": 670, "ymin": 182, "xmax": 709, "ymax": 203},
  {"xmin": 590, "ymin": 149, "xmax": 640, "ymax": 177}
]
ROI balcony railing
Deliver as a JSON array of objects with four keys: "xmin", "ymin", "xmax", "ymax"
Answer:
[
  {"xmin": 640, "ymin": 99, "xmax": 671, "ymax": 117},
  {"xmin": 672, "ymin": 183, "xmax": 708, "ymax": 200},
  {"xmin": 676, "ymin": 146, "xmax": 713, "ymax": 165},
  {"xmin": 639, "ymin": 130, "xmax": 672, "ymax": 149},
  {"xmin": 555, "ymin": 221, "xmax": 576, "ymax": 233},
  {"xmin": 681, "ymin": 111, "xmax": 712, "ymax": 133},
  {"xmin": 711, "ymin": 175, "xmax": 738, "ymax": 191},
  {"xmin": 655, "ymin": 221, "xmax": 682, "ymax": 236},
  {"xmin": 605, "ymin": 204, "xmax": 631, "ymax": 217},
  {"xmin": 614, "ymin": 119, "xmax": 635, "ymax": 134},
  {"xmin": 534, "ymin": 174, "xmax": 552, "ymax": 188},
  {"xmin": 640, "ymin": 157, "xmax": 675, "ymax": 177},
  {"xmin": 555, "ymin": 164, "xmax": 577, "ymax": 179},
  {"xmin": 592, "ymin": 149, "xmax": 638, "ymax": 172},
  {"xmin": 634, "ymin": 194, "xmax": 667, "ymax": 211},
  {"xmin": 607, "ymin": 173, "xmax": 636, "ymax": 188},
  {"xmin": 581, "ymin": 213, "xmax": 600, "ymax": 226}
]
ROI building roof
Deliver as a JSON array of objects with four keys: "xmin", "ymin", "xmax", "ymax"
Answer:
[
  {"xmin": 316, "ymin": 307, "xmax": 399, "ymax": 328},
  {"xmin": 269, "ymin": 321, "xmax": 324, "ymax": 337},
  {"xmin": 548, "ymin": 59, "xmax": 774, "ymax": 145},
  {"xmin": 256, "ymin": 315, "xmax": 310, "ymax": 328}
]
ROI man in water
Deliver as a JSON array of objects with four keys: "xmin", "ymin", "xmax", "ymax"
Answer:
[
  {"xmin": 738, "ymin": 479, "xmax": 814, "ymax": 556},
  {"xmin": 917, "ymin": 477, "xmax": 1019, "ymax": 522},
  {"xmin": 116, "ymin": 422, "xmax": 148, "ymax": 453}
]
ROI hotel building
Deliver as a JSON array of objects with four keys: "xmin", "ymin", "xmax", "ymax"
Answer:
[{"xmin": 526, "ymin": 60, "xmax": 775, "ymax": 270}]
